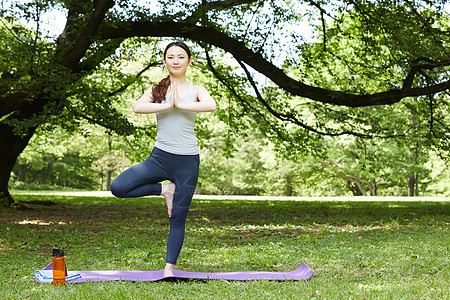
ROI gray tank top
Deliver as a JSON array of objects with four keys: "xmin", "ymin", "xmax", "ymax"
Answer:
[{"xmin": 154, "ymin": 83, "xmax": 199, "ymax": 155}]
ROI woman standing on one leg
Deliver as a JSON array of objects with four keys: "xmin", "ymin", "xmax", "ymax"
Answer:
[{"xmin": 111, "ymin": 41, "xmax": 216, "ymax": 276}]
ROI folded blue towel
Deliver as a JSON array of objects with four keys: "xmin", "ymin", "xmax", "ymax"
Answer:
[{"xmin": 35, "ymin": 270, "xmax": 82, "ymax": 283}]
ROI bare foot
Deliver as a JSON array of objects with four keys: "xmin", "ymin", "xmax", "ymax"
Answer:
[
  {"xmin": 161, "ymin": 183, "xmax": 175, "ymax": 217},
  {"xmin": 164, "ymin": 263, "xmax": 175, "ymax": 277}
]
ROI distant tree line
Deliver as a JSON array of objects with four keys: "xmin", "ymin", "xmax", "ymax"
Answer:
[{"xmin": 2, "ymin": 1, "xmax": 450, "ymax": 205}]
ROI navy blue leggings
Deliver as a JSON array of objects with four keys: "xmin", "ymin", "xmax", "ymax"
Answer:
[{"xmin": 110, "ymin": 147, "xmax": 200, "ymax": 265}]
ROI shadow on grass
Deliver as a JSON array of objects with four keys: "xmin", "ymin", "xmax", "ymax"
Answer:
[
  {"xmin": 1, "ymin": 195, "xmax": 448, "ymax": 300},
  {"xmin": 2, "ymin": 195, "xmax": 448, "ymax": 273},
  {"xmin": 5, "ymin": 195, "xmax": 449, "ymax": 227}
]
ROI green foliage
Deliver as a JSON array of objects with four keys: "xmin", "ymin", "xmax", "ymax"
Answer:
[
  {"xmin": 276, "ymin": 2, "xmax": 450, "ymax": 158},
  {"xmin": 10, "ymin": 128, "xmax": 98, "ymax": 190},
  {"xmin": 2, "ymin": 0, "xmax": 450, "ymax": 202},
  {"xmin": 316, "ymin": 135, "xmax": 432, "ymax": 196},
  {"xmin": 198, "ymin": 130, "xmax": 269, "ymax": 196},
  {"xmin": 0, "ymin": 18, "xmax": 52, "ymax": 90},
  {"xmin": 424, "ymin": 152, "xmax": 450, "ymax": 196},
  {"xmin": 6, "ymin": 31, "xmax": 448, "ymax": 196}
]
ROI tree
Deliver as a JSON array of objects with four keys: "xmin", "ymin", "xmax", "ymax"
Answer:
[
  {"xmin": 1, "ymin": 0, "xmax": 450, "ymax": 206},
  {"xmin": 91, "ymin": 135, "xmax": 130, "ymax": 191},
  {"xmin": 10, "ymin": 128, "xmax": 99, "ymax": 190}
]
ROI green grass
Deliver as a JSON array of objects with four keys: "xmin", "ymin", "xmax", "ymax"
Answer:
[{"xmin": 1, "ymin": 194, "xmax": 449, "ymax": 299}]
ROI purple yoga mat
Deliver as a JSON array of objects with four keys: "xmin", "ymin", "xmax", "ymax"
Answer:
[{"xmin": 36, "ymin": 262, "xmax": 314, "ymax": 282}]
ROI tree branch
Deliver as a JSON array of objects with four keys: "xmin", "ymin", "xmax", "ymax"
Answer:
[
  {"xmin": 100, "ymin": 20, "xmax": 450, "ymax": 107},
  {"xmin": 235, "ymin": 59, "xmax": 335, "ymax": 136},
  {"xmin": 403, "ymin": 58, "xmax": 450, "ymax": 89},
  {"xmin": 79, "ymin": 38, "xmax": 125, "ymax": 73},
  {"xmin": 0, "ymin": 92, "xmax": 30, "ymax": 117},
  {"xmin": 403, "ymin": 0, "xmax": 449, "ymax": 55},
  {"xmin": 204, "ymin": 46, "xmax": 290, "ymax": 142},
  {"xmin": 235, "ymin": 59, "xmax": 406, "ymax": 139},
  {"xmin": 109, "ymin": 61, "xmax": 161, "ymax": 96},
  {"xmin": 204, "ymin": 44, "xmax": 405, "ymax": 139},
  {"xmin": 203, "ymin": 47, "xmax": 251, "ymax": 116},
  {"xmin": 185, "ymin": 0, "xmax": 259, "ymax": 24},
  {"xmin": 308, "ymin": 0, "xmax": 327, "ymax": 52},
  {"xmin": 58, "ymin": 0, "xmax": 115, "ymax": 71}
]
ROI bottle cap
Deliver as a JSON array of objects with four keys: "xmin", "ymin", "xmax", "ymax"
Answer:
[{"xmin": 52, "ymin": 248, "xmax": 65, "ymax": 257}]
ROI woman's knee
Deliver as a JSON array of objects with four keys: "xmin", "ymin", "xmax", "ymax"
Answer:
[
  {"xmin": 110, "ymin": 178, "xmax": 126, "ymax": 198},
  {"xmin": 170, "ymin": 206, "xmax": 189, "ymax": 226}
]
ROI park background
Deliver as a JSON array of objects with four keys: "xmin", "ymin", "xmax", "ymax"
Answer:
[
  {"xmin": 4, "ymin": 1, "xmax": 450, "ymax": 199},
  {"xmin": 1, "ymin": 0, "xmax": 449, "ymax": 299}
]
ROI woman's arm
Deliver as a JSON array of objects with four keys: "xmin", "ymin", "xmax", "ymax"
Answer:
[
  {"xmin": 175, "ymin": 85, "xmax": 217, "ymax": 112},
  {"xmin": 134, "ymin": 88, "xmax": 174, "ymax": 114}
]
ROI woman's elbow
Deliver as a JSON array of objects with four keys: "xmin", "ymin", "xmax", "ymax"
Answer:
[
  {"xmin": 209, "ymin": 102, "xmax": 217, "ymax": 112},
  {"xmin": 133, "ymin": 105, "xmax": 143, "ymax": 114}
]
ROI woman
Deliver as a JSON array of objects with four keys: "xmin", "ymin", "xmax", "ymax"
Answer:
[{"xmin": 111, "ymin": 41, "xmax": 216, "ymax": 276}]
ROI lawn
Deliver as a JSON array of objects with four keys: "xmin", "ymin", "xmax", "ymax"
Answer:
[{"xmin": 0, "ymin": 194, "xmax": 448, "ymax": 299}]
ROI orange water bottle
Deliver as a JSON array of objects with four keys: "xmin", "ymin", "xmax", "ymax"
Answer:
[{"xmin": 52, "ymin": 248, "xmax": 67, "ymax": 286}]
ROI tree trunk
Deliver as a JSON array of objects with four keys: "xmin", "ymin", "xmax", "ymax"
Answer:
[
  {"xmin": 0, "ymin": 122, "xmax": 37, "ymax": 207},
  {"xmin": 407, "ymin": 173, "xmax": 416, "ymax": 197},
  {"xmin": 285, "ymin": 174, "xmax": 293, "ymax": 196},
  {"xmin": 106, "ymin": 136, "xmax": 113, "ymax": 191},
  {"xmin": 347, "ymin": 180, "xmax": 366, "ymax": 196},
  {"xmin": 19, "ymin": 164, "xmax": 27, "ymax": 182},
  {"xmin": 415, "ymin": 174, "xmax": 419, "ymax": 196},
  {"xmin": 369, "ymin": 179, "xmax": 377, "ymax": 196},
  {"xmin": 106, "ymin": 170, "xmax": 113, "ymax": 191}
]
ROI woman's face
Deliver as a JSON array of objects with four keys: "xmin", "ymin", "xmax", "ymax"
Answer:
[{"xmin": 163, "ymin": 46, "xmax": 192, "ymax": 76}]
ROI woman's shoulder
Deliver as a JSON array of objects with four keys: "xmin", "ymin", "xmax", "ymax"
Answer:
[{"xmin": 192, "ymin": 84, "xmax": 208, "ymax": 94}]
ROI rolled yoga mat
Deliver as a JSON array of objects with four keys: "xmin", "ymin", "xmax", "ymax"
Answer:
[{"xmin": 35, "ymin": 262, "xmax": 314, "ymax": 282}]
